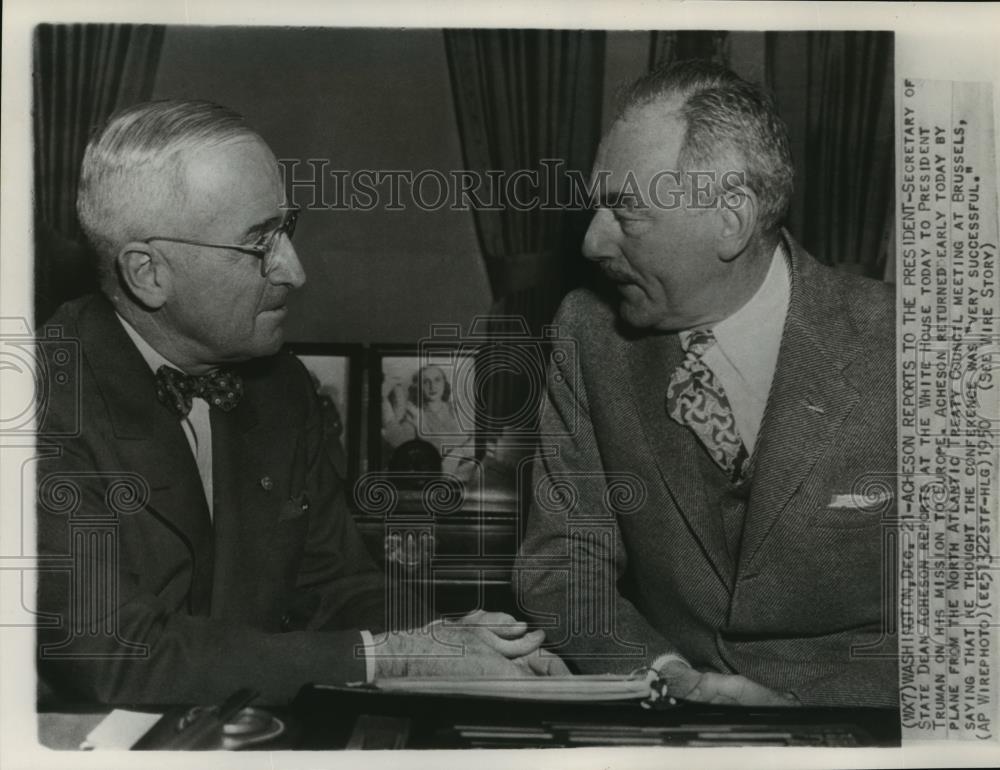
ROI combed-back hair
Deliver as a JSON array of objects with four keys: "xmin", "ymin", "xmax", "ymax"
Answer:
[
  {"xmin": 617, "ymin": 59, "xmax": 794, "ymax": 234},
  {"xmin": 76, "ymin": 99, "xmax": 259, "ymax": 289}
]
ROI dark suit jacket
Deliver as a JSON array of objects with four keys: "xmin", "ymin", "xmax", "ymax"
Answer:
[
  {"xmin": 36, "ymin": 294, "xmax": 385, "ymax": 706},
  {"xmin": 517, "ymin": 234, "xmax": 898, "ymax": 707}
]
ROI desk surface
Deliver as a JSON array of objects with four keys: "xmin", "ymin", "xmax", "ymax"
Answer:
[
  {"xmin": 38, "ymin": 688, "xmax": 901, "ymax": 751},
  {"xmin": 291, "ymin": 685, "xmax": 902, "ymax": 749}
]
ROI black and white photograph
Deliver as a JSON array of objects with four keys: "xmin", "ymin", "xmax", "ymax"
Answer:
[
  {"xmin": 291, "ymin": 344, "xmax": 360, "ymax": 482},
  {"xmin": 375, "ymin": 349, "xmax": 479, "ymax": 483},
  {"xmin": 1, "ymin": 2, "xmax": 998, "ymax": 768}
]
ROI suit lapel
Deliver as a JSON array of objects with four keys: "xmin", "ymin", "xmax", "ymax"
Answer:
[
  {"xmin": 738, "ymin": 235, "xmax": 862, "ymax": 576},
  {"xmin": 627, "ymin": 331, "xmax": 733, "ymax": 586},
  {"xmin": 208, "ymin": 394, "xmax": 272, "ymax": 621},
  {"xmin": 80, "ymin": 297, "xmax": 216, "ymax": 611}
]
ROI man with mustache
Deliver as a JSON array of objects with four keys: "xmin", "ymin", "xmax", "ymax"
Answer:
[
  {"xmin": 518, "ymin": 61, "xmax": 896, "ymax": 707},
  {"xmin": 36, "ymin": 99, "xmax": 565, "ymax": 706}
]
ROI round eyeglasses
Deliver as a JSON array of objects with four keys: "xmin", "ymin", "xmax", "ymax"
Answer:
[{"xmin": 143, "ymin": 206, "xmax": 300, "ymax": 277}]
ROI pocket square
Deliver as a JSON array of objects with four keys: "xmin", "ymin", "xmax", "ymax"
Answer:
[
  {"xmin": 827, "ymin": 490, "xmax": 893, "ymax": 509},
  {"xmin": 279, "ymin": 493, "xmax": 310, "ymax": 521}
]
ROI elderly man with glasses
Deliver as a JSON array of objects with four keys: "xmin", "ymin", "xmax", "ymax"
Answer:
[{"xmin": 36, "ymin": 99, "xmax": 565, "ymax": 707}]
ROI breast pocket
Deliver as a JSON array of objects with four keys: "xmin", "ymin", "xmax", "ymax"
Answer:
[{"xmin": 808, "ymin": 504, "xmax": 888, "ymax": 529}]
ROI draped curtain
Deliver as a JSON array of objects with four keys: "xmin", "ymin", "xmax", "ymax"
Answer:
[
  {"xmin": 443, "ymin": 28, "xmax": 605, "ymax": 456},
  {"xmin": 648, "ymin": 30, "xmax": 730, "ymax": 70},
  {"xmin": 764, "ymin": 31, "xmax": 894, "ymax": 278},
  {"xmin": 33, "ymin": 24, "xmax": 165, "ymax": 323},
  {"xmin": 444, "ymin": 29, "xmax": 605, "ymax": 324}
]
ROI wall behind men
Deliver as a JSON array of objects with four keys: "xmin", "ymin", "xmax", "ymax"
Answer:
[
  {"xmin": 151, "ymin": 27, "xmax": 492, "ymax": 344},
  {"xmin": 600, "ymin": 31, "xmax": 766, "ymax": 134}
]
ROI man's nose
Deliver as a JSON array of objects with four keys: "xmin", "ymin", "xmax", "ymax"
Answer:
[
  {"xmin": 268, "ymin": 234, "xmax": 306, "ymax": 289},
  {"xmin": 581, "ymin": 208, "xmax": 616, "ymax": 261}
]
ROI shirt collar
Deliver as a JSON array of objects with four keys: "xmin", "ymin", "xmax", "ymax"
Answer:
[
  {"xmin": 116, "ymin": 312, "xmax": 182, "ymax": 374},
  {"xmin": 712, "ymin": 242, "xmax": 790, "ymax": 399},
  {"xmin": 681, "ymin": 242, "xmax": 791, "ymax": 399}
]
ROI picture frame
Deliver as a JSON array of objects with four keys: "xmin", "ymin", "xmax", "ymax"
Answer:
[
  {"xmin": 288, "ymin": 343, "xmax": 364, "ymax": 486},
  {"xmin": 368, "ymin": 342, "xmax": 482, "ymax": 491}
]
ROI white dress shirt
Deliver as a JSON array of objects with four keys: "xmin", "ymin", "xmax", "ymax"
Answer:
[
  {"xmin": 117, "ymin": 314, "xmax": 377, "ymax": 681},
  {"xmin": 117, "ymin": 315, "xmax": 215, "ymax": 519},
  {"xmin": 679, "ymin": 243, "xmax": 791, "ymax": 455}
]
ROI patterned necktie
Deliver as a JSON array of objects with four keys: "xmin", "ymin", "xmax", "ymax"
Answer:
[
  {"xmin": 665, "ymin": 329, "xmax": 746, "ymax": 477},
  {"xmin": 155, "ymin": 365, "xmax": 243, "ymax": 417}
]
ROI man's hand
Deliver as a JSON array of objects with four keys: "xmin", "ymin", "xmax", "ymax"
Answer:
[
  {"xmin": 373, "ymin": 610, "xmax": 570, "ymax": 679},
  {"xmin": 659, "ymin": 659, "xmax": 799, "ymax": 706}
]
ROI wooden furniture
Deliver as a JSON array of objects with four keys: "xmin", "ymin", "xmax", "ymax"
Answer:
[{"xmin": 352, "ymin": 486, "xmax": 522, "ymax": 620}]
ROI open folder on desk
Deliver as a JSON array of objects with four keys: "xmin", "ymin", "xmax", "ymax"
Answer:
[{"xmin": 369, "ymin": 673, "xmax": 657, "ymax": 701}]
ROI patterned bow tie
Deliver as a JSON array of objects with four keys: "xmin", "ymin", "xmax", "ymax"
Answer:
[
  {"xmin": 665, "ymin": 329, "xmax": 746, "ymax": 478},
  {"xmin": 155, "ymin": 365, "xmax": 243, "ymax": 418}
]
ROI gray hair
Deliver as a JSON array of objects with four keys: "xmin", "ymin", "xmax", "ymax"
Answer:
[
  {"xmin": 617, "ymin": 60, "xmax": 794, "ymax": 235},
  {"xmin": 76, "ymin": 99, "xmax": 260, "ymax": 289}
]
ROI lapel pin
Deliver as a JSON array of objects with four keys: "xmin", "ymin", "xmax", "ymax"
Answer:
[{"xmin": 260, "ymin": 476, "xmax": 274, "ymax": 491}]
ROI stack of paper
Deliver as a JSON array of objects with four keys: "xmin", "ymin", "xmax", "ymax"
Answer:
[{"xmin": 372, "ymin": 674, "xmax": 653, "ymax": 701}]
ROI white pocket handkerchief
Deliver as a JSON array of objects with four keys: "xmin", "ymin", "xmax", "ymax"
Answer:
[{"xmin": 827, "ymin": 490, "xmax": 893, "ymax": 509}]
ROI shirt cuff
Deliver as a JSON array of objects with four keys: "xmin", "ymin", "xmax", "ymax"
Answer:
[
  {"xmin": 651, "ymin": 651, "xmax": 692, "ymax": 675},
  {"xmin": 360, "ymin": 629, "xmax": 376, "ymax": 683}
]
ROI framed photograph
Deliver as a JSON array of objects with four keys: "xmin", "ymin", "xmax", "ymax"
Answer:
[
  {"xmin": 288, "ymin": 343, "xmax": 364, "ymax": 484},
  {"xmin": 369, "ymin": 344, "xmax": 481, "ymax": 488}
]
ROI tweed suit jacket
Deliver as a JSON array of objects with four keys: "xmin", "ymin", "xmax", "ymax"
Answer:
[
  {"xmin": 517, "ymin": 233, "xmax": 898, "ymax": 707},
  {"xmin": 36, "ymin": 294, "xmax": 385, "ymax": 706}
]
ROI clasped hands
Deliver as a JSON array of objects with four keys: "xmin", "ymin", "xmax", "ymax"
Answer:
[
  {"xmin": 371, "ymin": 612, "xmax": 800, "ymax": 706},
  {"xmin": 372, "ymin": 609, "xmax": 570, "ymax": 679}
]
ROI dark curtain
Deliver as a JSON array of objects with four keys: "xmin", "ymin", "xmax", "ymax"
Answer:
[
  {"xmin": 444, "ymin": 29, "xmax": 605, "ymax": 324},
  {"xmin": 765, "ymin": 31, "xmax": 894, "ymax": 278},
  {"xmin": 648, "ymin": 30, "xmax": 730, "ymax": 70},
  {"xmin": 443, "ymin": 28, "xmax": 605, "ymax": 467},
  {"xmin": 33, "ymin": 23, "xmax": 165, "ymax": 324}
]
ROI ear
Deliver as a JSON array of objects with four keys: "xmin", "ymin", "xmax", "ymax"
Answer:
[
  {"xmin": 715, "ymin": 184, "xmax": 759, "ymax": 262},
  {"xmin": 116, "ymin": 242, "xmax": 172, "ymax": 309}
]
